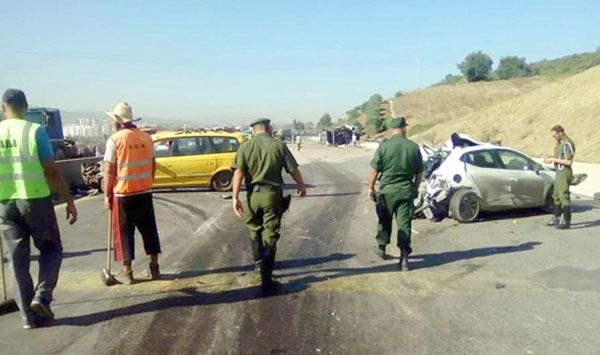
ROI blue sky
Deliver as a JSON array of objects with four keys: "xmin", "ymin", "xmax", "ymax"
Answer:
[{"xmin": 0, "ymin": 0, "xmax": 598, "ymax": 125}]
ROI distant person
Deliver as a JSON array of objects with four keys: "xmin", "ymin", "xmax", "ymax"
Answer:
[
  {"xmin": 351, "ymin": 129, "xmax": 358, "ymax": 147},
  {"xmin": 295, "ymin": 134, "xmax": 302, "ymax": 151},
  {"xmin": 103, "ymin": 102, "xmax": 162, "ymax": 284},
  {"xmin": 367, "ymin": 117, "xmax": 423, "ymax": 271},
  {"xmin": 0, "ymin": 89, "xmax": 77, "ymax": 329},
  {"xmin": 232, "ymin": 118, "xmax": 306, "ymax": 293},
  {"xmin": 544, "ymin": 125, "xmax": 575, "ymax": 229}
]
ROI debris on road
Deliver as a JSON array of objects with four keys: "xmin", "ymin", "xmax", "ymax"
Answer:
[{"xmin": 495, "ymin": 281, "xmax": 507, "ymax": 289}]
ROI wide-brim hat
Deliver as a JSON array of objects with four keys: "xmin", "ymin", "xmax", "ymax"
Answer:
[{"xmin": 105, "ymin": 102, "xmax": 141, "ymax": 124}]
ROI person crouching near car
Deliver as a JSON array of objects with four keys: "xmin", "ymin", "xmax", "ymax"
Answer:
[{"xmin": 103, "ymin": 102, "xmax": 162, "ymax": 284}]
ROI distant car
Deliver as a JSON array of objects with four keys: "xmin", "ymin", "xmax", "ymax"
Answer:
[
  {"xmin": 416, "ymin": 134, "xmax": 586, "ymax": 223},
  {"xmin": 151, "ymin": 130, "xmax": 245, "ymax": 191}
]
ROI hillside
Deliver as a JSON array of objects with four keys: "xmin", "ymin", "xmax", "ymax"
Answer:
[
  {"xmin": 531, "ymin": 50, "xmax": 600, "ymax": 77},
  {"xmin": 412, "ymin": 65, "xmax": 600, "ymax": 163},
  {"xmin": 387, "ymin": 76, "xmax": 550, "ymax": 136}
]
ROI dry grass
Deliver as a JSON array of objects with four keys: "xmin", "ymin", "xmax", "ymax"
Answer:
[{"xmin": 411, "ymin": 66, "xmax": 600, "ymax": 163}]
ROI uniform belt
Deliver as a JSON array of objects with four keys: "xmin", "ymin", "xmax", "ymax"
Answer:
[{"xmin": 251, "ymin": 184, "xmax": 281, "ymax": 192}]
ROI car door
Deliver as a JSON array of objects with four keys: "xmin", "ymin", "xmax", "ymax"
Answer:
[
  {"xmin": 463, "ymin": 149, "xmax": 514, "ymax": 208},
  {"xmin": 210, "ymin": 136, "xmax": 241, "ymax": 171},
  {"xmin": 495, "ymin": 149, "xmax": 546, "ymax": 207},
  {"xmin": 153, "ymin": 138, "xmax": 177, "ymax": 187},
  {"xmin": 170, "ymin": 137, "xmax": 216, "ymax": 187}
]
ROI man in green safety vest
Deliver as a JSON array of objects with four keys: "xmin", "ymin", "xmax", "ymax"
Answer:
[{"xmin": 0, "ymin": 89, "xmax": 77, "ymax": 329}]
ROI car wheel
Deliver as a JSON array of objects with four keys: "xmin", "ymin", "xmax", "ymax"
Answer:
[
  {"xmin": 449, "ymin": 189, "xmax": 480, "ymax": 223},
  {"xmin": 211, "ymin": 171, "xmax": 233, "ymax": 192}
]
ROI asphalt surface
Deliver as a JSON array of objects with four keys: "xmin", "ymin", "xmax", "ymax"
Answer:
[{"xmin": 1, "ymin": 141, "xmax": 599, "ymax": 355}]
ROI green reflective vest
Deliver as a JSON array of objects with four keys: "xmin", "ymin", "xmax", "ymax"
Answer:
[{"xmin": 0, "ymin": 118, "xmax": 51, "ymax": 200}]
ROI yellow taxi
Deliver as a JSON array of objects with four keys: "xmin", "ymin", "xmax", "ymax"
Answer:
[{"xmin": 151, "ymin": 130, "xmax": 245, "ymax": 191}]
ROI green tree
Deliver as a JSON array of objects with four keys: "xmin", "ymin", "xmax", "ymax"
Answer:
[
  {"xmin": 317, "ymin": 113, "xmax": 333, "ymax": 129},
  {"xmin": 458, "ymin": 51, "xmax": 494, "ymax": 82},
  {"xmin": 292, "ymin": 119, "xmax": 305, "ymax": 130},
  {"xmin": 495, "ymin": 56, "xmax": 533, "ymax": 80},
  {"xmin": 346, "ymin": 108, "xmax": 360, "ymax": 124},
  {"xmin": 364, "ymin": 94, "xmax": 385, "ymax": 133}
]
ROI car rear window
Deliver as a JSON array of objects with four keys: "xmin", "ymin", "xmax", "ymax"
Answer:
[{"xmin": 463, "ymin": 151, "xmax": 502, "ymax": 169}]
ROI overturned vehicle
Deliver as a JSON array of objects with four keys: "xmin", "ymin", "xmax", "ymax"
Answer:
[{"xmin": 415, "ymin": 133, "xmax": 587, "ymax": 223}]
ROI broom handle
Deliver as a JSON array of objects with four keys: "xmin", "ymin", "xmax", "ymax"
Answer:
[
  {"xmin": 107, "ymin": 208, "xmax": 113, "ymax": 272},
  {"xmin": 0, "ymin": 240, "xmax": 7, "ymax": 302}
]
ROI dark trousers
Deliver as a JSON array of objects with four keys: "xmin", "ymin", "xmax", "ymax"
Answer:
[
  {"xmin": 113, "ymin": 193, "xmax": 161, "ymax": 262},
  {"xmin": 0, "ymin": 198, "xmax": 63, "ymax": 323}
]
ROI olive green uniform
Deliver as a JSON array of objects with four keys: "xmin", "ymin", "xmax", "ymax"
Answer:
[
  {"xmin": 233, "ymin": 132, "xmax": 298, "ymax": 271},
  {"xmin": 552, "ymin": 135, "xmax": 575, "ymax": 207},
  {"xmin": 371, "ymin": 135, "xmax": 423, "ymax": 253}
]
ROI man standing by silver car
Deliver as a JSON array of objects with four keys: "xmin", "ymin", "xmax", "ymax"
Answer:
[{"xmin": 544, "ymin": 125, "xmax": 575, "ymax": 229}]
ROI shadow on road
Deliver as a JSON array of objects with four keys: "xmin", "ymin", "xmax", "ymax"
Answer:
[
  {"xmin": 30, "ymin": 248, "xmax": 106, "ymax": 261},
  {"xmin": 569, "ymin": 220, "xmax": 600, "ymax": 230},
  {"xmin": 159, "ymin": 252, "xmax": 355, "ymax": 280},
  {"xmin": 52, "ymin": 243, "xmax": 540, "ymax": 327}
]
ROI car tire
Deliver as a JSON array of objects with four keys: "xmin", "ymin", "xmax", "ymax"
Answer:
[
  {"xmin": 211, "ymin": 171, "xmax": 233, "ymax": 192},
  {"xmin": 449, "ymin": 189, "xmax": 480, "ymax": 223}
]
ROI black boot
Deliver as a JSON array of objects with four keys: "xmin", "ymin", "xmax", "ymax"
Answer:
[
  {"xmin": 399, "ymin": 247, "xmax": 412, "ymax": 271},
  {"xmin": 544, "ymin": 205, "xmax": 561, "ymax": 227},
  {"xmin": 261, "ymin": 247, "xmax": 280, "ymax": 292},
  {"xmin": 251, "ymin": 239, "xmax": 264, "ymax": 273},
  {"xmin": 556, "ymin": 206, "xmax": 571, "ymax": 230},
  {"xmin": 373, "ymin": 244, "xmax": 386, "ymax": 260}
]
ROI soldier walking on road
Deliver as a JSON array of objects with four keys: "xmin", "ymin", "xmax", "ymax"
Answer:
[
  {"xmin": 368, "ymin": 117, "xmax": 423, "ymax": 271},
  {"xmin": 0, "ymin": 89, "xmax": 77, "ymax": 329},
  {"xmin": 103, "ymin": 102, "xmax": 162, "ymax": 284},
  {"xmin": 544, "ymin": 125, "xmax": 575, "ymax": 229},
  {"xmin": 232, "ymin": 118, "xmax": 306, "ymax": 292}
]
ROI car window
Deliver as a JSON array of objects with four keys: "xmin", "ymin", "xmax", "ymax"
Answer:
[
  {"xmin": 211, "ymin": 137, "xmax": 240, "ymax": 153},
  {"xmin": 174, "ymin": 137, "xmax": 212, "ymax": 156},
  {"xmin": 497, "ymin": 150, "xmax": 533, "ymax": 170},
  {"xmin": 463, "ymin": 150, "xmax": 502, "ymax": 169},
  {"xmin": 153, "ymin": 139, "xmax": 173, "ymax": 158}
]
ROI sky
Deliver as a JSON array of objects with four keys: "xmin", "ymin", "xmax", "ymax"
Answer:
[{"xmin": 0, "ymin": 0, "xmax": 599, "ymax": 125}]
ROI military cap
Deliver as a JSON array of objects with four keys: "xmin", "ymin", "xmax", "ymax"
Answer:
[
  {"xmin": 250, "ymin": 118, "xmax": 271, "ymax": 127},
  {"xmin": 387, "ymin": 117, "xmax": 409, "ymax": 129}
]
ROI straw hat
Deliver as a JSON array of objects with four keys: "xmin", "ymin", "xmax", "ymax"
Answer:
[{"xmin": 104, "ymin": 102, "xmax": 140, "ymax": 124}]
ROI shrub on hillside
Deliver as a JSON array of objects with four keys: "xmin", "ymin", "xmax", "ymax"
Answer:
[
  {"xmin": 458, "ymin": 51, "xmax": 494, "ymax": 82},
  {"xmin": 495, "ymin": 56, "xmax": 534, "ymax": 80},
  {"xmin": 433, "ymin": 73, "xmax": 463, "ymax": 86},
  {"xmin": 395, "ymin": 90, "xmax": 404, "ymax": 98}
]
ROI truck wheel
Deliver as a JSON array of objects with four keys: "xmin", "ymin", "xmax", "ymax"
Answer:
[
  {"xmin": 211, "ymin": 171, "xmax": 233, "ymax": 192},
  {"xmin": 449, "ymin": 189, "xmax": 480, "ymax": 223}
]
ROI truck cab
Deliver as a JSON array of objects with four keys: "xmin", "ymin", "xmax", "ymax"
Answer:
[{"xmin": 25, "ymin": 108, "xmax": 75, "ymax": 160}]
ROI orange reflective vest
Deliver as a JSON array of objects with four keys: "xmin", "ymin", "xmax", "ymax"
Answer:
[{"xmin": 110, "ymin": 128, "xmax": 154, "ymax": 195}]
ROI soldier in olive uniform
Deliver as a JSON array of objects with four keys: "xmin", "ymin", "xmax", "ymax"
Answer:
[
  {"xmin": 232, "ymin": 118, "xmax": 307, "ymax": 291},
  {"xmin": 368, "ymin": 117, "xmax": 423, "ymax": 271},
  {"xmin": 544, "ymin": 125, "xmax": 575, "ymax": 229}
]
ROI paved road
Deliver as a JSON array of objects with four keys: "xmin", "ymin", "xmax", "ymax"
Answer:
[{"xmin": 1, "ymin": 141, "xmax": 599, "ymax": 354}]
